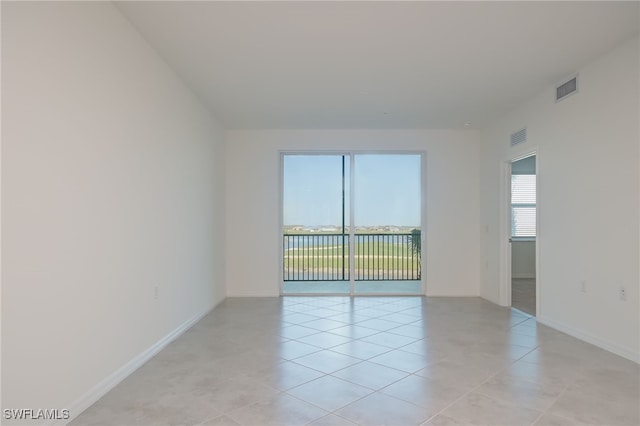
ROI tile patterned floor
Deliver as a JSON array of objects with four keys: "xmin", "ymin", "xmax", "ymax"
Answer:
[{"xmin": 71, "ymin": 297, "xmax": 639, "ymax": 426}]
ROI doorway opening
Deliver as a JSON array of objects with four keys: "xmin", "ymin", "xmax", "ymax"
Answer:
[
  {"xmin": 281, "ymin": 153, "xmax": 424, "ymax": 295},
  {"xmin": 510, "ymin": 155, "xmax": 536, "ymax": 315}
]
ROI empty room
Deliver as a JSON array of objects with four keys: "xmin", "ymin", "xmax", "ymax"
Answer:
[{"xmin": 2, "ymin": 1, "xmax": 639, "ymax": 425}]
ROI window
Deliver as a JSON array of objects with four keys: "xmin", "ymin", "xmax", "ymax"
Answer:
[
  {"xmin": 511, "ymin": 174, "xmax": 536, "ymax": 238},
  {"xmin": 281, "ymin": 153, "xmax": 423, "ymax": 295}
]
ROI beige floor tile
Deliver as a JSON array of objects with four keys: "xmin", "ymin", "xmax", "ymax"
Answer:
[
  {"xmin": 415, "ymin": 360, "xmax": 494, "ymax": 390},
  {"xmin": 471, "ymin": 341, "xmax": 535, "ymax": 360},
  {"xmin": 336, "ymin": 392, "xmax": 431, "ymax": 426},
  {"xmin": 280, "ymin": 325, "xmax": 320, "ymax": 339},
  {"xmin": 548, "ymin": 387, "xmax": 640, "ymax": 425},
  {"xmin": 304, "ymin": 318, "xmax": 351, "ymax": 332},
  {"xmin": 307, "ymin": 414, "xmax": 358, "ymax": 426},
  {"xmin": 331, "ymin": 360, "xmax": 410, "ymax": 390},
  {"xmin": 388, "ymin": 324, "xmax": 426, "ymax": 339},
  {"xmin": 70, "ymin": 297, "xmax": 640, "ymax": 426},
  {"xmin": 476, "ymin": 373, "xmax": 563, "ymax": 412},
  {"xmin": 329, "ymin": 313, "xmax": 377, "ymax": 324},
  {"xmin": 399, "ymin": 340, "xmax": 449, "ymax": 363},
  {"xmin": 421, "ymin": 415, "xmax": 474, "ymax": 426},
  {"xmin": 248, "ymin": 360, "xmax": 325, "ymax": 391},
  {"xmin": 379, "ymin": 312, "xmax": 424, "ymax": 324},
  {"xmin": 368, "ymin": 349, "xmax": 430, "ymax": 373},
  {"xmin": 330, "ymin": 340, "xmax": 393, "ymax": 360},
  {"xmin": 281, "ymin": 312, "xmax": 319, "ymax": 324},
  {"xmin": 439, "ymin": 392, "xmax": 542, "ymax": 426},
  {"xmin": 360, "ymin": 331, "xmax": 418, "ymax": 348},
  {"xmin": 292, "ymin": 350, "xmax": 361, "ymax": 374},
  {"xmin": 531, "ymin": 413, "xmax": 581, "ymax": 426},
  {"xmin": 287, "ymin": 375, "xmax": 373, "ymax": 411},
  {"xmin": 381, "ymin": 374, "xmax": 469, "ymax": 414},
  {"xmin": 357, "ymin": 318, "xmax": 405, "ymax": 331},
  {"xmin": 297, "ymin": 331, "xmax": 353, "ymax": 349},
  {"xmin": 306, "ymin": 307, "xmax": 342, "ymax": 318},
  {"xmin": 226, "ymin": 393, "xmax": 328, "ymax": 426},
  {"xmin": 68, "ymin": 399, "xmax": 147, "ymax": 426},
  {"xmin": 199, "ymin": 376, "xmax": 279, "ymax": 414},
  {"xmin": 503, "ymin": 360, "xmax": 580, "ymax": 389},
  {"xmin": 327, "ymin": 325, "xmax": 380, "ymax": 339},
  {"xmin": 574, "ymin": 365, "xmax": 640, "ymax": 403},
  {"xmin": 198, "ymin": 415, "xmax": 241, "ymax": 426},
  {"xmin": 277, "ymin": 340, "xmax": 323, "ymax": 360}
]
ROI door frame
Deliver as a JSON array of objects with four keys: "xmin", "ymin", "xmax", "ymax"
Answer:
[
  {"xmin": 279, "ymin": 150, "xmax": 427, "ymax": 296},
  {"xmin": 499, "ymin": 148, "xmax": 539, "ymax": 314}
]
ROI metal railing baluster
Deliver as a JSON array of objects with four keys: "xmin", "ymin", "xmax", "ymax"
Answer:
[{"xmin": 282, "ymin": 233, "xmax": 420, "ymax": 282}]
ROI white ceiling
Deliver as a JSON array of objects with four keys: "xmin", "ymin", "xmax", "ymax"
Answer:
[{"xmin": 116, "ymin": 1, "xmax": 639, "ymax": 129}]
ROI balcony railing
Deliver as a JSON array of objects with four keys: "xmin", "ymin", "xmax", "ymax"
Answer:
[{"xmin": 283, "ymin": 233, "xmax": 421, "ymax": 281}]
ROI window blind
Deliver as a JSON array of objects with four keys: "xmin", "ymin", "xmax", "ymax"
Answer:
[{"xmin": 511, "ymin": 174, "xmax": 536, "ymax": 238}]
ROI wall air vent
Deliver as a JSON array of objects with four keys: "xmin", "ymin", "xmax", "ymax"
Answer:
[
  {"xmin": 556, "ymin": 74, "xmax": 578, "ymax": 102},
  {"xmin": 510, "ymin": 127, "xmax": 527, "ymax": 147}
]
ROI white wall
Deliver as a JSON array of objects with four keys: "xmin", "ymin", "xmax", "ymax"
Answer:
[
  {"xmin": 480, "ymin": 36, "xmax": 639, "ymax": 361},
  {"xmin": 226, "ymin": 129, "xmax": 481, "ymax": 297},
  {"xmin": 2, "ymin": 2, "xmax": 226, "ymax": 421}
]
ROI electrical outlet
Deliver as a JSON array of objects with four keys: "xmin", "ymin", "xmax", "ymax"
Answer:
[
  {"xmin": 619, "ymin": 286, "xmax": 627, "ymax": 301},
  {"xmin": 154, "ymin": 286, "xmax": 159, "ymax": 300},
  {"xmin": 580, "ymin": 280, "xmax": 587, "ymax": 293}
]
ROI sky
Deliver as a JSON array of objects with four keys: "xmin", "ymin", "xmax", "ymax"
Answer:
[{"xmin": 283, "ymin": 154, "xmax": 421, "ymax": 227}]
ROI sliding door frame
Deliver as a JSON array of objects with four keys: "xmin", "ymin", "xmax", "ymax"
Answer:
[{"xmin": 279, "ymin": 150, "xmax": 427, "ymax": 296}]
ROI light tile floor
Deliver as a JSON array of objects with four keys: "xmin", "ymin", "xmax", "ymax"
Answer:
[{"xmin": 71, "ymin": 297, "xmax": 639, "ymax": 426}]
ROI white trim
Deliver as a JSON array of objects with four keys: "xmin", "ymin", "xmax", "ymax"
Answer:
[
  {"xmin": 537, "ymin": 315, "xmax": 640, "ymax": 364},
  {"xmin": 61, "ymin": 305, "xmax": 215, "ymax": 425},
  {"xmin": 500, "ymin": 148, "xmax": 539, "ymax": 311},
  {"xmin": 498, "ymin": 160, "xmax": 512, "ymax": 307},
  {"xmin": 227, "ymin": 292, "xmax": 280, "ymax": 298},
  {"xmin": 420, "ymin": 151, "xmax": 427, "ymax": 295},
  {"xmin": 279, "ymin": 152, "xmax": 285, "ymax": 295},
  {"xmin": 349, "ymin": 154, "xmax": 355, "ymax": 294}
]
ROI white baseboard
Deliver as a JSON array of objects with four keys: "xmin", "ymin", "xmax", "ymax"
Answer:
[
  {"xmin": 512, "ymin": 273, "xmax": 536, "ymax": 279},
  {"xmin": 60, "ymin": 304, "xmax": 217, "ymax": 425},
  {"xmin": 226, "ymin": 292, "xmax": 280, "ymax": 298},
  {"xmin": 537, "ymin": 315, "xmax": 640, "ymax": 364}
]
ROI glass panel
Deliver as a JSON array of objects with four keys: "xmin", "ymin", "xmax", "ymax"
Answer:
[
  {"xmin": 353, "ymin": 154, "xmax": 422, "ymax": 294},
  {"xmin": 282, "ymin": 155, "xmax": 350, "ymax": 294}
]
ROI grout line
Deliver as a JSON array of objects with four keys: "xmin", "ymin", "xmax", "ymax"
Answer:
[
  {"xmin": 528, "ymin": 382, "xmax": 574, "ymax": 426},
  {"xmin": 75, "ymin": 296, "xmax": 629, "ymax": 426},
  {"xmin": 421, "ymin": 330, "xmax": 544, "ymax": 423}
]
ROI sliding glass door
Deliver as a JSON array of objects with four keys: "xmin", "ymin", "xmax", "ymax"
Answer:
[
  {"xmin": 282, "ymin": 153, "xmax": 422, "ymax": 295},
  {"xmin": 282, "ymin": 155, "xmax": 350, "ymax": 293},
  {"xmin": 353, "ymin": 154, "xmax": 422, "ymax": 294}
]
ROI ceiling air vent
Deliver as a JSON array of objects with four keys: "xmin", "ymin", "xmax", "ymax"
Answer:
[
  {"xmin": 510, "ymin": 128, "xmax": 527, "ymax": 147},
  {"xmin": 556, "ymin": 74, "xmax": 578, "ymax": 102}
]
